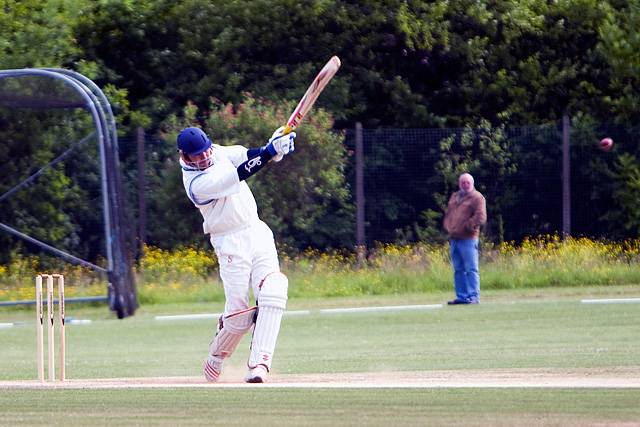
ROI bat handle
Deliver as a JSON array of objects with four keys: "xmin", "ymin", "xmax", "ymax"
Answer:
[{"xmin": 282, "ymin": 125, "xmax": 293, "ymax": 135}]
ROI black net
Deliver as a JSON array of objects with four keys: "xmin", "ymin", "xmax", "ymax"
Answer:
[{"xmin": 0, "ymin": 70, "xmax": 137, "ymax": 318}]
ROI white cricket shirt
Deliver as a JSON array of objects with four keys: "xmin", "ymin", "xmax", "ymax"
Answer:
[{"xmin": 180, "ymin": 144, "xmax": 259, "ymax": 237}]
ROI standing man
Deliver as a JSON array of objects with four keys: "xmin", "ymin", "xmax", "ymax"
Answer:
[
  {"xmin": 443, "ymin": 173, "xmax": 487, "ymax": 305},
  {"xmin": 177, "ymin": 125, "xmax": 295, "ymax": 383}
]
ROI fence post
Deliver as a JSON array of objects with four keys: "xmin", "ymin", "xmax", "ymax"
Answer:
[
  {"xmin": 136, "ymin": 127, "xmax": 147, "ymax": 257},
  {"xmin": 562, "ymin": 114, "xmax": 571, "ymax": 238},
  {"xmin": 355, "ymin": 122, "xmax": 366, "ymax": 267}
]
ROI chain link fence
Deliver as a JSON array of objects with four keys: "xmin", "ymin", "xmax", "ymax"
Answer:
[{"xmin": 343, "ymin": 120, "xmax": 637, "ymax": 245}]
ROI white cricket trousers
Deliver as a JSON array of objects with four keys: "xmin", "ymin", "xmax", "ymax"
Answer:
[{"xmin": 210, "ymin": 220, "xmax": 280, "ymax": 314}]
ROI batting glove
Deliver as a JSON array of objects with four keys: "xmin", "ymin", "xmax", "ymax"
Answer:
[{"xmin": 265, "ymin": 127, "xmax": 295, "ymax": 161}]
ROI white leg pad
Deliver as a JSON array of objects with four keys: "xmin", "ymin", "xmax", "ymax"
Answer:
[
  {"xmin": 256, "ymin": 272, "xmax": 288, "ymax": 310},
  {"xmin": 248, "ymin": 306, "xmax": 284, "ymax": 370},
  {"xmin": 249, "ymin": 273, "xmax": 288, "ymax": 370},
  {"xmin": 208, "ymin": 307, "xmax": 256, "ymax": 358},
  {"xmin": 203, "ymin": 355, "xmax": 223, "ymax": 382}
]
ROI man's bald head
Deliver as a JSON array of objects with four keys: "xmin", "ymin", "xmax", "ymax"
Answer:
[{"xmin": 458, "ymin": 173, "xmax": 475, "ymax": 193}]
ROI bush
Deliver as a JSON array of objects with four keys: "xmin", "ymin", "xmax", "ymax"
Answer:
[{"xmin": 1, "ymin": 236, "xmax": 639, "ymax": 304}]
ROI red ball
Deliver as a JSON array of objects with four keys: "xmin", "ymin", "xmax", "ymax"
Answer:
[{"xmin": 599, "ymin": 137, "xmax": 614, "ymax": 152}]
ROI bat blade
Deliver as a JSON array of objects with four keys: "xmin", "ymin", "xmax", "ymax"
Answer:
[{"xmin": 284, "ymin": 56, "xmax": 341, "ymax": 134}]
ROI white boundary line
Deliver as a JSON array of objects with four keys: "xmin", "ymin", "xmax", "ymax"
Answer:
[
  {"xmin": 284, "ymin": 310, "xmax": 312, "ymax": 316},
  {"xmin": 0, "ymin": 319, "xmax": 91, "ymax": 328},
  {"xmin": 155, "ymin": 310, "xmax": 311, "ymax": 321},
  {"xmin": 581, "ymin": 297, "xmax": 640, "ymax": 304},
  {"xmin": 154, "ymin": 305, "xmax": 442, "ymax": 322},
  {"xmin": 319, "ymin": 304, "xmax": 442, "ymax": 315},
  {"xmin": 155, "ymin": 313, "xmax": 220, "ymax": 321},
  {"xmin": 67, "ymin": 319, "xmax": 92, "ymax": 325}
]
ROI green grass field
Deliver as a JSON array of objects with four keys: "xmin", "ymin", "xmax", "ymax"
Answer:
[
  {"xmin": 1, "ymin": 286, "xmax": 639, "ymax": 426},
  {"xmin": 2, "ymin": 389, "xmax": 639, "ymax": 426}
]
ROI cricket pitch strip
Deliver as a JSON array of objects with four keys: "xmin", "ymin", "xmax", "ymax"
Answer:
[{"xmin": 1, "ymin": 367, "xmax": 640, "ymax": 389}]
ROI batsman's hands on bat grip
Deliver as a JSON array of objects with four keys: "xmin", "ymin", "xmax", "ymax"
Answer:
[
  {"xmin": 270, "ymin": 126, "xmax": 286, "ymax": 140},
  {"xmin": 265, "ymin": 127, "xmax": 296, "ymax": 162}
]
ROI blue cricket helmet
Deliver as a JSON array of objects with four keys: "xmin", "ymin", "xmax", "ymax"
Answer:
[{"xmin": 177, "ymin": 127, "xmax": 212, "ymax": 155}]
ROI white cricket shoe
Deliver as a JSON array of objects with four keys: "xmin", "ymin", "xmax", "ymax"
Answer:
[
  {"xmin": 203, "ymin": 355, "xmax": 223, "ymax": 382},
  {"xmin": 244, "ymin": 365, "xmax": 268, "ymax": 383}
]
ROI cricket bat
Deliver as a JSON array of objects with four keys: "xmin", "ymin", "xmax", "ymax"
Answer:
[{"xmin": 283, "ymin": 56, "xmax": 341, "ymax": 134}]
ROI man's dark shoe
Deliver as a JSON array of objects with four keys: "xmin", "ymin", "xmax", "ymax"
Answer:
[{"xmin": 447, "ymin": 299, "xmax": 479, "ymax": 305}]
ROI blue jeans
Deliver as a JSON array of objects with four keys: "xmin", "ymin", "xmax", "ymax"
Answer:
[{"xmin": 449, "ymin": 239, "xmax": 480, "ymax": 302}]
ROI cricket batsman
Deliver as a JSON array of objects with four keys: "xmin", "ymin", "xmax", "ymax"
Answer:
[{"xmin": 177, "ymin": 125, "xmax": 295, "ymax": 383}]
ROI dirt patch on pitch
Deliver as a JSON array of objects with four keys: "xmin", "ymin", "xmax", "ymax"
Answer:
[{"xmin": 2, "ymin": 367, "xmax": 640, "ymax": 389}]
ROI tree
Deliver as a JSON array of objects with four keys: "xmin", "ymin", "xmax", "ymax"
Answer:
[
  {"xmin": 72, "ymin": 0, "xmax": 631, "ymax": 130},
  {"xmin": 598, "ymin": 0, "xmax": 640, "ymax": 123},
  {"xmin": 0, "ymin": 0, "xmax": 83, "ymax": 69},
  {"xmin": 607, "ymin": 153, "xmax": 640, "ymax": 236}
]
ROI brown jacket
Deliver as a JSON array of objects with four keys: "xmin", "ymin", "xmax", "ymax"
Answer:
[{"xmin": 443, "ymin": 189, "xmax": 487, "ymax": 239}]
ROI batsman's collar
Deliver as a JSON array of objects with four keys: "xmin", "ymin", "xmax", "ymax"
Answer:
[{"xmin": 179, "ymin": 157, "xmax": 211, "ymax": 171}]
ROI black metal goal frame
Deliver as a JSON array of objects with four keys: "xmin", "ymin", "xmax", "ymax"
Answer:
[{"xmin": 0, "ymin": 68, "xmax": 137, "ymax": 319}]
